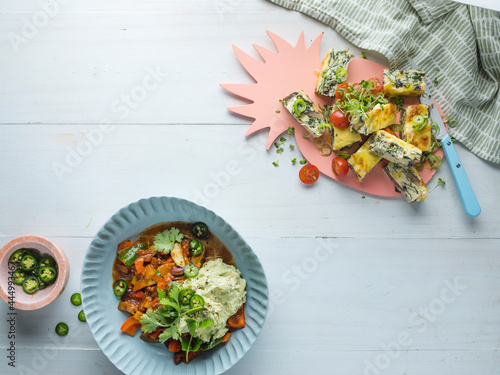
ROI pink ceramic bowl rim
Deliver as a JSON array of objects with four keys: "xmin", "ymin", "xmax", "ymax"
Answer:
[{"xmin": 0, "ymin": 235, "xmax": 69, "ymax": 310}]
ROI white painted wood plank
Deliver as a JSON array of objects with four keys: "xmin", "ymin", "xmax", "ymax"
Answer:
[
  {"xmin": 0, "ymin": 125, "xmax": 497, "ymax": 240},
  {"xmin": 1, "ymin": 236, "xmax": 499, "ymax": 373},
  {"xmin": 0, "ymin": 9, "xmax": 387, "ymax": 125}
]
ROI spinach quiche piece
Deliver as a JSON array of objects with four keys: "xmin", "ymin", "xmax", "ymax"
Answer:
[
  {"xmin": 367, "ymin": 130, "xmax": 422, "ymax": 167},
  {"xmin": 315, "ymin": 49, "xmax": 354, "ymax": 97},
  {"xmin": 383, "ymin": 162, "xmax": 428, "ymax": 203},
  {"xmin": 347, "ymin": 135, "xmax": 383, "ymax": 182},
  {"xmin": 282, "ymin": 90, "xmax": 327, "ymax": 138},
  {"xmin": 382, "ymin": 69, "xmax": 425, "ymax": 96},
  {"xmin": 401, "ymin": 104, "xmax": 432, "ymax": 152},
  {"xmin": 351, "ymin": 103, "xmax": 397, "ymax": 136}
]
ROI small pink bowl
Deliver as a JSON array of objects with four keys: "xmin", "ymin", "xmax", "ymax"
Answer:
[{"xmin": 0, "ymin": 235, "xmax": 69, "ymax": 310}]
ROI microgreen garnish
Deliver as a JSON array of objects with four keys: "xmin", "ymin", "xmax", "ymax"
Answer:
[
  {"xmin": 434, "ymin": 77, "xmax": 439, "ymax": 86},
  {"xmin": 361, "ymin": 52, "xmax": 367, "ymax": 59},
  {"xmin": 287, "ymin": 127, "xmax": 295, "ymax": 136},
  {"xmin": 303, "ymin": 134, "xmax": 311, "ymax": 140},
  {"xmin": 280, "ymin": 137, "xmax": 287, "ymax": 143},
  {"xmin": 274, "ymin": 142, "xmax": 280, "ymax": 148},
  {"xmin": 291, "ymin": 158, "xmax": 297, "ymax": 165},
  {"xmin": 289, "ymin": 144, "xmax": 295, "ymax": 151},
  {"xmin": 299, "ymin": 159, "xmax": 307, "ymax": 165},
  {"xmin": 361, "ymin": 196, "xmax": 366, "ymax": 199},
  {"xmin": 154, "ymin": 228, "xmax": 184, "ymax": 254},
  {"xmin": 277, "ymin": 148, "xmax": 284, "ymax": 154},
  {"xmin": 275, "ymin": 109, "xmax": 281, "ymax": 113},
  {"xmin": 429, "ymin": 178, "xmax": 446, "ymax": 193},
  {"xmin": 272, "ymin": 161, "xmax": 279, "ymax": 167}
]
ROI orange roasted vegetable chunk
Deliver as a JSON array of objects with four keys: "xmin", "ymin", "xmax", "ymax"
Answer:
[
  {"xmin": 120, "ymin": 316, "xmax": 141, "ymax": 336},
  {"xmin": 221, "ymin": 332, "xmax": 231, "ymax": 342},
  {"xmin": 168, "ymin": 339, "xmax": 181, "ymax": 352},
  {"xmin": 227, "ymin": 305, "xmax": 246, "ymax": 328},
  {"xmin": 134, "ymin": 257, "xmax": 145, "ymax": 274}
]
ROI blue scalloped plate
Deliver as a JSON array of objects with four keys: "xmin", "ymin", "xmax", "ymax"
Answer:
[{"xmin": 81, "ymin": 197, "xmax": 268, "ymax": 375}]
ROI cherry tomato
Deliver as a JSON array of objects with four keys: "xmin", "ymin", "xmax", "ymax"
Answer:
[
  {"xmin": 299, "ymin": 164, "xmax": 319, "ymax": 184},
  {"xmin": 330, "ymin": 109, "xmax": 350, "ymax": 130},
  {"xmin": 131, "ymin": 291, "xmax": 145, "ymax": 300},
  {"xmin": 332, "ymin": 157, "xmax": 349, "ymax": 178},
  {"xmin": 335, "ymin": 82, "xmax": 349, "ymax": 100},
  {"xmin": 370, "ymin": 77, "xmax": 383, "ymax": 94}
]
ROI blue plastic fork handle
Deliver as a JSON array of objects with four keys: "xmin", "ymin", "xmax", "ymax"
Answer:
[{"xmin": 441, "ymin": 134, "xmax": 481, "ymax": 217}]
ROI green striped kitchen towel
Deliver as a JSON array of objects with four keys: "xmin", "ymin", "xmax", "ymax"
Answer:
[{"xmin": 267, "ymin": 0, "xmax": 500, "ymax": 164}]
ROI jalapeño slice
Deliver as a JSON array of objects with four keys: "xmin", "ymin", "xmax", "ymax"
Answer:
[
  {"xmin": 9, "ymin": 249, "xmax": 25, "ymax": 264},
  {"xmin": 192, "ymin": 222, "xmax": 209, "ymax": 239},
  {"xmin": 71, "ymin": 293, "xmax": 82, "ymax": 306},
  {"xmin": 78, "ymin": 310, "xmax": 86, "ymax": 322},
  {"xmin": 12, "ymin": 269, "xmax": 27, "ymax": 285},
  {"xmin": 20, "ymin": 254, "xmax": 38, "ymax": 272},
  {"xmin": 39, "ymin": 256, "xmax": 56, "ymax": 268},
  {"xmin": 38, "ymin": 266, "xmax": 58, "ymax": 284},
  {"xmin": 55, "ymin": 322, "xmax": 69, "ymax": 336},
  {"xmin": 179, "ymin": 288, "xmax": 194, "ymax": 305},
  {"xmin": 188, "ymin": 239, "xmax": 204, "ymax": 257},
  {"xmin": 113, "ymin": 279, "xmax": 128, "ymax": 297},
  {"xmin": 22, "ymin": 276, "xmax": 39, "ymax": 294},
  {"xmin": 183, "ymin": 264, "xmax": 199, "ymax": 278},
  {"xmin": 189, "ymin": 294, "xmax": 205, "ymax": 312}
]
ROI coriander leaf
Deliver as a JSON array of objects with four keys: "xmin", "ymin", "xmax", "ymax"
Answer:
[
  {"xmin": 185, "ymin": 318, "xmax": 199, "ymax": 336},
  {"xmin": 140, "ymin": 310, "xmax": 165, "ymax": 334},
  {"xmin": 159, "ymin": 325, "xmax": 179, "ymax": 343},
  {"xmin": 180, "ymin": 336, "xmax": 190, "ymax": 351},
  {"xmin": 158, "ymin": 288, "xmax": 166, "ymax": 300},
  {"xmin": 154, "ymin": 228, "xmax": 184, "ymax": 254},
  {"xmin": 198, "ymin": 319, "xmax": 214, "ymax": 329},
  {"xmin": 191, "ymin": 337, "xmax": 202, "ymax": 352}
]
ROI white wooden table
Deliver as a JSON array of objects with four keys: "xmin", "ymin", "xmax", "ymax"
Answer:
[{"xmin": 1, "ymin": 1, "xmax": 499, "ymax": 374}]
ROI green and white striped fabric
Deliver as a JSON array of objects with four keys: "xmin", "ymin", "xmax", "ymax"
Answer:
[{"xmin": 267, "ymin": 0, "xmax": 500, "ymax": 164}]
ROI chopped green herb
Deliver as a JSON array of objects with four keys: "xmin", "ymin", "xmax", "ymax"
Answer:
[
  {"xmin": 154, "ymin": 228, "xmax": 184, "ymax": 254},
  {"xmin": 429, "ymin": 178, "xmax": 446, "ymax": 193},
  {"xmin": 434, "ymin": 77, "xmax": 439, "ymax": 86},
  {"xmin": 337, "ymin": 151, "xmax": 350, "ymax": 159},
  {"xmin": 275, "ymin": 109, "xmax": 281, "ymax": 113},
  {"xmin": 361, "ymin": 196, "xmax": 366, "ymax": 199}
]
